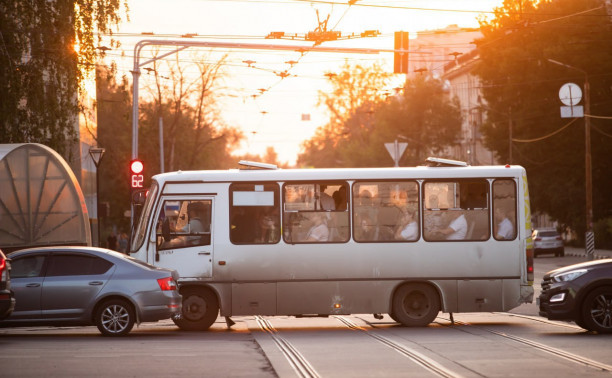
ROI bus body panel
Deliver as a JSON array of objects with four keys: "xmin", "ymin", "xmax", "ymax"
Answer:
[{"xmin": 130, "ymin": 164, "xmax": 534, "ymax": 319}]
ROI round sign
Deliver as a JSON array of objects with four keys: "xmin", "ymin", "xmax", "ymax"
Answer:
[{"xmin": 559, "ymin": 82, "xmax": 582, "ymax": 106}]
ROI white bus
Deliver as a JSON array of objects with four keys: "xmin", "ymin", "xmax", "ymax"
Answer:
[{"xmin": 129, "ymin": 158, "xmax": 534, "ymax": 330}]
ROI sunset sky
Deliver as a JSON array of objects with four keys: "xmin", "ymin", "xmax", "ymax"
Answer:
[{"xmin": 108, "ymin": 0, "xmax": 504, "ymax": 165}]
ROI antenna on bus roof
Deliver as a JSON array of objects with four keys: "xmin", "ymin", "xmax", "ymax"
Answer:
[
  {"xmin": 424, "ymin": 157, "xmax": 469, "ymax": 167},
  {"xmin": 238, "ymin": 160, "xmax": 278, "ymax": 170}
]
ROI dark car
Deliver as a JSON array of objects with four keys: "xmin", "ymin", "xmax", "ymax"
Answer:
[
  {"xmin": 0, "ymin": 249, "xmax": 16, "ymax": 319},
  {"xmin": 1, "ymin": 247, "xmax": 181, "ymax": 336},
  {"xmin": 538, "ymin": 259, "xmax": 612, "ymax": 333}
]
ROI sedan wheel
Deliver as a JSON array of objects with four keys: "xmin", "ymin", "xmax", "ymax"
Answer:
[
  {"xmin": 581, "ymin": 287, "xmax": 612, "ymax": 334},
  {"xmin": 95, "ymin": 299, "xmax": 135, "ymax": 337}
]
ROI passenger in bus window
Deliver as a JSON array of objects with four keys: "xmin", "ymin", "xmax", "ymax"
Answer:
[
  {"xmin": 185, "ymin": 202, "xmax": 207, "ymax": 244},
  {"xmin": 318, "ymin": 185, "xmax": 335, "ymax": 210},
  {"xmin": 257, "ymin": 209, "xmax": 279, "ymax": 243},
  {"xmin": 494, "ymin": 206, "xmax": 515, "ymax": 240},
  {"xmin": 332, "ymin": 186, "xmax": 347, "ymax": 211},
  {"xmin": 304, "ymin": 212, "xmax": 329, "ymax": 242},
  {"xmin": 436, "ymin": 211, "xmax": 467, "ymax": 240},
  {"xmin": 355, "ymin": 214, "xmax": 378, "ymax": 241},
  {"xmin": 394, "ymin": 208, "xmax": 418, "ymax": 241},
  {"xmin": 423, "ymin": 195, "xmax": 443, "ymax": 239},
  {"xmin": 162, "ymin": 201, "xmax": 207, "ymax": 248}
]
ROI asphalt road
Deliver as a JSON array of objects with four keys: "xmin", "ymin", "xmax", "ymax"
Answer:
[{"xmin": 1, "ymin": 250, "xmax": 610, "ymax": 378}]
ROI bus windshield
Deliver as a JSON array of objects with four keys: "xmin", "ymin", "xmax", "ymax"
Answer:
[{"xmin": 130, "ymin": 181, "xmax": 158, "ymax": 252}]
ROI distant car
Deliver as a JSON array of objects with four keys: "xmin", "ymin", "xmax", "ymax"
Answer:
[
  {"xmin": 0, "ymin": 250, "xmax": 16, "ymax": 320},
  {"xmin": 1, "ymin": 247, "xmax": 181, "ymax": 336},
  {"xmin": 532, "ymin": 228, "xmax": 564, "ymax": 257},
  {"xmin": 538, "ymin": 258, "xmax": 612, "ymax": 333}
]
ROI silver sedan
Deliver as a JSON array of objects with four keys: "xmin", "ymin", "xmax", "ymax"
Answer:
[{"xmin": 1, "ymin": 246, "xmax": 181, "ymax": 336}]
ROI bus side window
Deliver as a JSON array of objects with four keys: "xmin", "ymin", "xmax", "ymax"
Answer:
[
  {"xmin": 283, "ymin": 182, "xmax": 348, "ymax": 243},
  {"xmin": 230, "ymin": 183, "xmax": 280, "ymax": 245},
  {"xmin": 157, "ymin": 200, "xmax": 212, "ymax": 249},
  {"xmin": 423, "ymin": 180, "xmax": 489, "ymax": 241},
  {"xmin": 353, "ymin": 181, "xmax": 419, "ymax": 242},
  {"xmin": 493, "ymin": 179, "xmax": 517, "ymax": 241}
]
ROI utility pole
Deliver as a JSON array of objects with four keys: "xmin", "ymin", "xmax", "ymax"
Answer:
[{"xmin": 548, "ymin": 59, "xmax": 593, "ymax": 259}]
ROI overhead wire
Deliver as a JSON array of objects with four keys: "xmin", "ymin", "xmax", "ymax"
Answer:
[{"xmin": 512, "ymin": 118, "xmax": 577, "ymax": 143}]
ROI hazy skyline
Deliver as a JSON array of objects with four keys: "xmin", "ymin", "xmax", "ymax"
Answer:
[{"xmin": 107, "ymin": 0, "xmax": 504, "ymax": 165}]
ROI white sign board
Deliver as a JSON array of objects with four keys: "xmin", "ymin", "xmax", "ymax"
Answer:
[
  {"xmin": 559, "ymin": 83, "xmax": 582, "ymax": 106},
  {"xmin": 385, "ymin": 141, "xmax": 408, "ymax": 167},
  {"xmin": 560, "ymin": 105, "xmax": 584, "ymax": 118}
]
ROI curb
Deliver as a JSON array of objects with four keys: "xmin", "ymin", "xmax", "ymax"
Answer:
[{"xmin": 565, "ymin": 251, "xmax": 611, "ymax": 260}]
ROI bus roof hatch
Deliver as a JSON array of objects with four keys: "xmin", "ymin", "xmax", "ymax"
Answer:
[
  {"xmin": 238, "ymin": 160, "xmax": 278, "ymax": 170},
  {"xmin": 425, "ymin": 157, "xmax": 469, "ymax": 167}
]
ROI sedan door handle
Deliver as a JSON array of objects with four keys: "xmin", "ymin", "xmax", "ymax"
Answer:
[
  {"xmin": 198, "ymin": 252, "xmax": 211, "ymax": 255},
  {"xmin": 89, "ymin": 281, "xmax": 104, "ymax": 286},
  {"xmin": 26, "ymin": 283, "xmax": 41, "ymax": 288}
]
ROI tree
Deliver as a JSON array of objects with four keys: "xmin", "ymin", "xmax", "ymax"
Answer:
[
  {"xmin": 475, "ymin": 0, "xmax": 612, "ymax": 239},
  {"xmin": 298, "ymin": 65, "xmax": 462, "ymax": 168},
  {"xmin": 298, "ymin": 61, "xmax": 392, "ymax": 167},
  {"xmin": 95, "ymin": 64, "xmax": 132, "ymax": 233},
  {"xmin": 138, "ymin": 50, "xmax": 242, "ymax": 173},
  {"xmin": 0, "ymin": 0, "xmax": 126, "ymax": 158},
  {"xmin": 376, "ymin": 76, "xmax": 462, "ymax": 166}
]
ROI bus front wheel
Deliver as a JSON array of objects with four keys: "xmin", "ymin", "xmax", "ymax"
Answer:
[
  {"xmin": 392, "ymin": 283, "xmax": 440, "ymax": 327},
  {"xmin": 173, "ymin": 288, "xmax": 219, "ymax": 331}
]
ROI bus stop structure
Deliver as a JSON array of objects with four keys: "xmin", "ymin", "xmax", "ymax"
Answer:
[{"xmin": 0, "ymin": 143, "xmax": 91, "ymax": 253}]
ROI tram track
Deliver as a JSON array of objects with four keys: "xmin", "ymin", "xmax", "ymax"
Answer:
[
  {"xmin": 491, "ymin": 312, "xmax": 584, "ymax": 330},
  {"xmin": 334, "ymin": 316, "xmax": 466, "ymax": 378},
  {"xmin": 437, "ymin": 315, "xmax": 612, "ymax": 373},
  {"xmin": 255, "ymin": 316, "xmax": 321, "ymax": 378}
]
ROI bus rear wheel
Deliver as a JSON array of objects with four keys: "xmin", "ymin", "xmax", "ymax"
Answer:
[
  {"xmin": 173, "ymin": 288, "xmax": 219, "ymax": 331},
  {"xmin": 393, "ymin": 283, "xmax": 440, "ymax": 327}
]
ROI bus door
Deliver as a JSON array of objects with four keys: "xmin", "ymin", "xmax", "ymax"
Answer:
[{"xmin": 153, "ymin": 197, "xmax": 214, "ymax": 279}]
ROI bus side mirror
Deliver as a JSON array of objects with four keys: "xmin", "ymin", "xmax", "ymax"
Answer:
[{"xmin": 132, "ymin": 189, "xmax": 148, "ymax": 205}]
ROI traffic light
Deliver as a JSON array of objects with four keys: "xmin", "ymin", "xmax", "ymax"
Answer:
[
  {"xmin": 130, "ymin": 159, "xmax": 144, "ymax": 189},
  {"xmin": 394, "ymin": 31, "xmax": 409, "ymax": 74}
]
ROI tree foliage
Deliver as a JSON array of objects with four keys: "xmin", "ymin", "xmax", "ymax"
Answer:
[
  {"xmin": 298, "ymin": 62, "xmax": 462, "ymax": 168},
  {"xmin": 475, "ymin": 0, "xmax": 612, "ymax": 237},
  {"xmin": 0, "ymin": 0, "xmax": 126, "ymax": 158},
  {"xmin": 140, "ymin": 50, "xmax": 241, "ymax": 172},
  {"xmin": 96, "ymin": 54, "xmax": 242, "ymax": 230}
]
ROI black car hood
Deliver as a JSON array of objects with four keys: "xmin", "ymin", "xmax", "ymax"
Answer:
[{"xmin": 543, "ymin": 258, "xmax": 612, "ymax": 279}]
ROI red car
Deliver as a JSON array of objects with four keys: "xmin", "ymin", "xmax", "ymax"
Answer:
[{"xmin": 0, "ymin": 250, "xmax": 16, "ymax": 320}]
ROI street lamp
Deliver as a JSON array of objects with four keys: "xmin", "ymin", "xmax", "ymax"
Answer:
[
  {"xmin": 547, "ymin": 59, "xmax": 593, "ymax": 259},
  {"xmin": 89, "ymin": 147, "xmax": 105, "ymax": 247}
]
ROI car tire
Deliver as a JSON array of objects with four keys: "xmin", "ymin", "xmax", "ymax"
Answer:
[
  {"xmin": 392, "ymin": 283, "xmax": 440, "ymax": 327},
  {"xmin": 580, "ymin": 286, "xmax": 612, "ymax": 334},
  {"xmin": 95, "ymin": 299, "xmax": 135, "ymax": 337},
  {"xmin": 173, "ymin": 288, "xmax": 219, "ymax": 331}
]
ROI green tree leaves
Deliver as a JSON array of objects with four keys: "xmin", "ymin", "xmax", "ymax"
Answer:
[
  {"xmin": 298, "ymin": 63, "xmax": 461, "ymax": 168},
  {"xmin": 476, "ymin": 0, "xmax": 612, "ymax": 236},
  {"xmin": 0, "ymin": 0, "xmax": 125, "ymax": 157}
]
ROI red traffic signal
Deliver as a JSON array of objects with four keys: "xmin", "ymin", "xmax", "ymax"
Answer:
[
  {"xmin": 130, "ymin": 159, "xmax": 144, "ymax": 174},
  {"xmin": 130, "ymin": 159, "xmax": 144, "ymax": 189}
]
